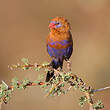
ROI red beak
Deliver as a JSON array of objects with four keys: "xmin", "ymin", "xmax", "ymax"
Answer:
[{"xmin": 49, "ymin": 23, "xmax": 55, "ymax": 28}]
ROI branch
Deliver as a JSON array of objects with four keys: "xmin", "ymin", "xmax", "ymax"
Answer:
[
  {"xmin": 94, "ymin": 86, "xmax": 110, "ymax": 92},
  {"xmin": 0, "ymin": 58, "xmax": 107, "ymax": 110}
]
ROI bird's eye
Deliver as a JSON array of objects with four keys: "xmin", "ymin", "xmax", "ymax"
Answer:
[
  {"xmin": 55, "ymin": 22, "xmax": 62, "ymax": 28},
  {"xmin": 56, "ymin": 22, "xmax": 59, "ymax": 25}
]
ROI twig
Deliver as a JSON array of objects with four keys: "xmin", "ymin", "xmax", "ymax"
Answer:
[
  {"xmin": 0, "ymin": 58, "xmax": 105, "ymax": 109},
  {"xmin": 93, "ymin": 86, "xmax": 110, "ymax": 92},
  {"xmin": 0, "ymin": 102, "xmax": 2, "ymax": 110},
  {"xmin": 67, "ymin": 60, "xmax": 71, "ymax": 71},
  {"xmin": 2, "ymin": 81, "xmax": 8, "ymax": 89}
]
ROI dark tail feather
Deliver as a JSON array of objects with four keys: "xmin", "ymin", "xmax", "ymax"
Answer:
[
  {"xmin": 45, "ymin": 59, "xmax": 63, "ymax": 82},
  {"xmin": 51, "ymin": 59, "xmax": 63, "ymax": 69},
  {"xmin": 45, "ymin": 71, "xmax": 54, "ymax": 82}
]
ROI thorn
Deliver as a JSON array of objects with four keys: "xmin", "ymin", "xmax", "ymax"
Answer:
[
  {"xmin": 67, "ymin": 60, "xmax": 71, "ymax": 71},
  {"xmin": 2, "ymin": 81, "xmax": 8, "ymax": 89},
  {"xmin": 8, "ymin": 65, "xmax": 13, "ymax": 70}
]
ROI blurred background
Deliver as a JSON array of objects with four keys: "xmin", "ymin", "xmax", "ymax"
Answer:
[{"xmin": 0, "ymin": 0, "xmax": 110, "ymax": 110}]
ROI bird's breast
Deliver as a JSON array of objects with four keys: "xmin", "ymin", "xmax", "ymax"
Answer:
[
  {"xmin": 47, "ymin": 39, "xmax": 73, "ymax": 49},
  {"xmin": 47, "ymin": 31, "xmax": 73, "ymax": 49}
]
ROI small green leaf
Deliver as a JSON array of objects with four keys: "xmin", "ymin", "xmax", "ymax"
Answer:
[
  {"xmin": 60, "ymin": 83, "xmax": 65, "ymax": 87},
  {"xmin": 64, "ymin": 75, "xmax": 71, "ymax": 81},
  {"xmin": 79, "ymin": 96, "xmax": 87, "ymax": 107},
  {"xmin": 57, "ymin": 91, "xmax": 61, "ymax": 96},
  {"xmin": 11, "ymin": 78, "xmax": 19, "ymax": 89},
  {"xmin": 34, "ymin": 67, "xmax": 41, "ymax": 71},
  {"xmin": 21, "ymin": 58, "xmax": 29, "ymax": 65},
  {"xmin": 34, "ymin": 80, "xmax": 40, "ymax": 84},
  {"xmin": 80, "ymin": 86, "xmax": 86, "ymax": 92},
  {"xmin": 22, "ymin": 79, "xmax": 30, "ymax": 85},
  {"xmin": 40, "ymin": 84, "xmax": 48, "ymax": 88},
  {"xmin": 22, "ymin": 67, "xmax": 29, "ymax": 70},
  {"xmin": 93, "ymin": 100, "xmax": 104, "ymax": 109},
  {"xmin": 66, "ymin": 71, "xmax": 73, "ymax": 75},
  {"xmin": 19, "ymin": 79, "xmax": 30, "ymax": 89}
]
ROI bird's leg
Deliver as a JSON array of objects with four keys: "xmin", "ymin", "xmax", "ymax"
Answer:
[{"xmin": 57, "ymin": 67, "xmax": 63, "ymax": 72}]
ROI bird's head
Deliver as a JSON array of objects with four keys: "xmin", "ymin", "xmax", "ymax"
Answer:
[{"xmin": 49, "ymin": 17, "xmax": 70, "ymax": 33}]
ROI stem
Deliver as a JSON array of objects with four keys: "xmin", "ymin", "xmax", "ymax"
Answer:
[
  {"xmin": 0, "ymin": 102, "xmax": 2, "ymax": 110},
  {"xmin": 94, "ymin": 86, "xmax": 110, "ymax": 92}
]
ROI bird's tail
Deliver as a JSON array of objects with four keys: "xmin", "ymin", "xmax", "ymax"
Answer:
[
  {"xmin": 45, "ymin": 58, "xmax": 63, "ymax": 82},
  {"xmin": 51, "ymin": 58, "xmax": 63, "ymax": 69},
  {"xmin": 45, "ymin": 70, "xmax": 54, "ymax": 82}
]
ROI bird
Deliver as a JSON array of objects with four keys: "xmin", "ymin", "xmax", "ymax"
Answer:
[{"xmin": 46, "ymin": 17, "xmax": 73, "ymax": 81}]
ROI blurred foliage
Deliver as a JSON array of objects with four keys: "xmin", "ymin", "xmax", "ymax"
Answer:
[{"xmin": 0, "ymin": 58, "xmax": 105, "ymax": 110}]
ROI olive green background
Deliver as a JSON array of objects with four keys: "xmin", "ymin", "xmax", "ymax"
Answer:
[{"xmin": 0, "ymin": 0, "xmax": 110, "ymax": 110}]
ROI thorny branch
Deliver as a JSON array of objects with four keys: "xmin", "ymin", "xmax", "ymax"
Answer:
[{"xmin": 0, "ymin": 58, "xmax": 109, "ymax": 110}]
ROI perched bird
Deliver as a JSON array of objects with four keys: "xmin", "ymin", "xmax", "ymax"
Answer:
[{"xmin": 46, "ymin": 17, "xmax": 73, "ymax": 81}]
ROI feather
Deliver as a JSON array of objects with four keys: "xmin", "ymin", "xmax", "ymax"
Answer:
[{"xmin": 46, "ymin": 17, "xmax": 73, "ymax": 81}]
